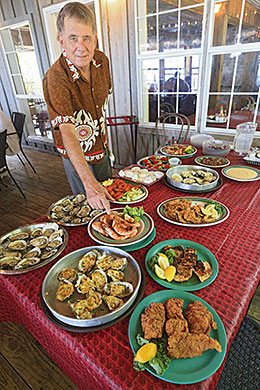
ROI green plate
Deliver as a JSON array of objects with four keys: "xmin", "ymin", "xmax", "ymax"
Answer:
[
  {"xmin": 159, "ymin": 144, "xmax": 197, "ymax": 159},
  {"xmin": 88, "ymin": 208, "xmax": 154, "ymax": 247},
  {"xmin": 195, "ymin": 156, "xmax": 230, "ymax": 168},
  {"xmin": 145, "ymin": 239, "xmax": 218, "ymax": 291},
  {"xmin": 157, "ymin": 197, "xmax": 230, "ymax": 227},
  {"xmin": 128, "ymin": 290, "xmax": 227, "ymax": 384},
  {"xmin": 221, "ymin": 165, "xmax": 260, "ymax": 182},
  {"xmin": 119, "ymin": 227, "xmax": 156, "ymax": 252}
]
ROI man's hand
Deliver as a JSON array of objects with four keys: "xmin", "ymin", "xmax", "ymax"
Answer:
[{"xmin": 85, "ymin": 181, "xmax": 114, "ymax": 214}]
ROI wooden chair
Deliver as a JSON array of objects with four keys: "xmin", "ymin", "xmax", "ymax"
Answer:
[
  {"xmin": 9, "ymin": 112, "xmax": 37, "ymax": 173},
  {"xmin": 0, "ymin": 130, "xmax": 26, "ymax": 198},
  {"xmin": 155, "ymin": 113, "xmax": 191, "ymax": 151}
]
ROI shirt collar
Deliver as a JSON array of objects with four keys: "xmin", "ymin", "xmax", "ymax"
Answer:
[{"xmin": 62, "ymin": 50, "xmax": 102, "ymax": 82}]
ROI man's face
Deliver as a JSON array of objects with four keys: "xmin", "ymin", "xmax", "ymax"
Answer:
[{"xmin": 58, "ymin": 16, "xmax": 97, "ymax": 73}]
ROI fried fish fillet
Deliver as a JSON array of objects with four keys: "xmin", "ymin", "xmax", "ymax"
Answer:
[
  {"xmin": 164, "ymin": 298, "xmax": 185, "ymax": 318},
  {"xmin": 141, "ymin": 302, "xmax": 166, "ymax": 340},
  {"xmin": 193, "ymin": 260, "xmax": 213, "ymax": 282},
  {"xmin": 165, "ymin": 318, "xmax": 189, "ymax": 336},
  {"xmin": 173, "ymin": 264, "xmax": 193, "ymax": 282},
  {"xmin": 167, "ymin": 331, "xmax": 222, "ymax": 359},
  {"xmin": 185, "ymin": 301, "xmax": 217, "ymax": 335}
]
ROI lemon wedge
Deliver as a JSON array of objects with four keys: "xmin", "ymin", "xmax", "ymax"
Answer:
[
  {"xmin": 134, "ymin": 343, "xmax": 157, "ymax": 363},
  {"xmin": 165, "ymin": 266, "xmax": 176, "ymax": 282},
  {"xmin": 154, "ymin": 264, "xmax": 166, "ymax": 279},
  {"xmin": 205, "ymin": 204, "xmax": 216, "ymax": 211},
  {"xmin": 211, "ymin": 208, "xmax": 219, "ymax": 218},
  {"xmin": 201, "ymin": 207, "xmax": 212, "ymax": 216},
  {"xmin": 102, "ymin": 179, "xmax": 114, "ymax": 186},
  {"xmin": 158, "ymin": 253, "xmax": 170, "ymax": 270}
]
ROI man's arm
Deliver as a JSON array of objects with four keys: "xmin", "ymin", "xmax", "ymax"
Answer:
[{"xmin": 59, "ymin": 123, "xmax": 113, "ymax": 213}]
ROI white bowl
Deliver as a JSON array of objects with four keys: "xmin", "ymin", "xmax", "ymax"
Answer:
[
  {"xmin": 190, "ymin": 134, "xmax": 215, "ymax": 148},
  {"xmin": 169, "ymin": 157, "xmax": 181, "ymax": 166}
]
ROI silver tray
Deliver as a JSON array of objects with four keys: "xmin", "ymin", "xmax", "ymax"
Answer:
[
  {"xmin": 48, "ymin": 194, "xmax": 103, "ymax": 227},
  {"xmin": 0, "ymin": 223, "xmax": 68, "ymax": 275},
  {"xmin": 166, "ymin": 165, "xmax": 219, "ymax": 191},
  {"xmin": 41, "ymin": 246, "xmax": 142, "ymax": 327}
]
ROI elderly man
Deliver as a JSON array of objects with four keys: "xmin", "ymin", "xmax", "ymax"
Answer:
[{"xmin": 43, "ymin": 2, "xmax": 113, "ymax": 212}]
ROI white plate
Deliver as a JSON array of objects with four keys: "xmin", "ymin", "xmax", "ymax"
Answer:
[{"xmin": 221, "ymin": 166, "xmax": 260, "ymax": 182}]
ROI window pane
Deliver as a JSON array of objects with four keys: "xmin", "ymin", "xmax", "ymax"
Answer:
[
  {"xmin": 240, "ymin": 1, "xmax": 260, "ymax": 44},
  {"xmin": 6, "ymin": 52, "xmax": 20, "ymax": 74},
  {"xmin": 180, "ymin": 6, "xmax": 203, "ymax": 49},
  {"xmin": 12, "ymin": 75, "xmax": 25, "ymax": 94},
  {"xmin": 137, "ymin": 0, "xmax": 156, "ymax": 16},
  {"xmin": 207, "ymin": 94, "xmax": 230, "ymax": 128},
  {"xmin": 210, "ymin": 54, "xmax": 235, "ymax": 93},
  {"xmin": 159, "ymin": 12, "xmax": 178, "ymax": 52},
  {"xmin": 159, "ymin": 0, "xmax": 178, "ymax": 12},
  {"xmin": 212, "ymin": 1, "xmax": 240, "ymax": 46},
  {"xmin": 0, "ymin": 29, "xmax": 13, "ymax": 51},
  {"xmin": 138, "ymin": 16, "xmax": 157, "ymax": 53},
  {"xmin": 141, "ymin": 59, "xmax": 159, "ymax": 93},
  {"xmin": 234, "ymin": 51, "xmax": 260, "ymax": 92}
]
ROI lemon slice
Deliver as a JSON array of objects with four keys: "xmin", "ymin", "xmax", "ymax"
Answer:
[
  {"xmin": 158, "ymin": 253, "xmax": 170, "ymax": 270},
  {"xmin": 154, "ymin": 264, "xmax": 166, "ymax": 279},
  {"xmin": 165, "ymin": 266, "xmax": 176, "ymax": 282},
  {"xmin": 134, "ymin": 343, "xmax": 157, "ymax": 363},
  {"xmin": 205, "ymin": 204, "xmax": 216, "ymax": 211},
  {"xmin": 102, "ymin": 179, "xmax": 114, "ymax": 187},
  {"xmin": 211, "ymin": 208, "xmax": 219, "ymax": 218},
  {"xmin": 201, "ymin": 207, "xmax": 212, "ymax": 216}
]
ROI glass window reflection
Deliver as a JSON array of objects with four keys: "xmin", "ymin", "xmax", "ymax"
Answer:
[
  {"xmin": 180, "ymin": 7, "xmax": 203, "ymax": 49},
  {"xmin": 210, "ymin": 54, "xmax": 235, "ymax": 93},
  {"xmin": 138, "ymin": 16, "xmax": 157, "ymax": 53}
]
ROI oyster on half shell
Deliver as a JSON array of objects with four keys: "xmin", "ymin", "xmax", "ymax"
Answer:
[{"xmin": 104, "ymin": 281, "xmax": 133, "ymax": 298}]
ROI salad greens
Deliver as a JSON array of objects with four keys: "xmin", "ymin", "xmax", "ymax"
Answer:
[
  {"xmin": 119, "ymin": 188, "xmax": 144, "ymax": 202},
  {"xmin": 164, "ymin": 248, "xmax": 176, "ymax": 265},
  {"xmin": 207, "ymin": 200, "xmax": 222, "ymax": 214},
  {"xmin": 133, "ymin": 333, "xmax": 171, "ymax": 376},
  {"xmin": 123, "ymin": 206, "xmax": 144, "ymax": 221}
]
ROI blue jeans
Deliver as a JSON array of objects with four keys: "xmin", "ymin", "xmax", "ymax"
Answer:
[{"xmin": 62, "ymin": 150, "xmax": 112, "ymax": 194}]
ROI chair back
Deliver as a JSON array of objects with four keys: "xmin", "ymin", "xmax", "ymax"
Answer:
[
  {"xmin": 155, "ymin": 113, "xmax": 190, "ymax": 149},
  {"xmin": 0, "ymin": 130, "xmax": 7, "ymax": 169},
  {"xmin": 11, "ymin": 112, "xmax": 26, "ymax": 143}
]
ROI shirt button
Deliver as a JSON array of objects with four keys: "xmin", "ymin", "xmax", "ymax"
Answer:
[
  {"xmin": 96, "ymin": 105, "xmax": 99, "ymax": 108},
  {"xmin": 92, "ymin": 87, "xmax": 94, "ymax": 91}
]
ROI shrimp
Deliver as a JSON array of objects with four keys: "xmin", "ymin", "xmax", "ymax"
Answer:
[
  {"xmin": 103, "ymin": 225, "xmax": 127, "ymax": 240},
  {"xmin": 100, "ymin": 214, "xmax": 114, "ymax": 225},
  {"xmin": 92, "ymin": 222, "xmax": 109, "ymax": 237}
]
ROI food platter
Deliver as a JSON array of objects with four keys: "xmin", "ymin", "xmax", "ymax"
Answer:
[
  {"xmin": 0, "ymin": 223, "xmax": 68, "ymax": 275},
  {"xmin": 117, "ymin": 164, "xmax": 165, "ymax": 187},
  {"xmin": 221, "ymin": 166, "xmax": 260, "ymax": 182},
  {"xmin": 243, "ymin": 149, "xmax": 260, "ymax": 166},
  {"xmin": 48, "ymin": 194, "xmax": 103, "ymax": 227},
  {"xmin": 163, "ymin": 176, "xmax": 223, "ymax": 194},
  {"xmin": 102, "ymin": 178, "xmax": 148, "ymax": 204},
  {"xmin": 159, "ymin": 144, "xmax": 197, "ymax": 159},
  {"xmin": 87, "ymin": 208, "xmax": 154, "ymax": 247},
  {"xmin": 157, "ymin": 197, "xmax": 230, "ymax": 228},
  {"xmin": 128, "ymin": 290, "xmax": 227, "ymax": 384},
  {"xmin": 137, "ymin": 155, "xmax": 172, "ymax": 171},
  {"xmin": 145, "ymin": 239, "xmax": 218, "ymax": 291},
  {"xmin": 41, "ymin": 246, "xmax": 142, "ymax": 328},
  {"xmin": 195, "ymin": 156, "xmax": 230, "ymax": 168}
]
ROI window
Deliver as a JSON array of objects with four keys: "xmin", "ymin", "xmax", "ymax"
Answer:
[
  {"xmin": 0, "ymin": 22, "xmax": 53, "ymax": 139},
  {"xmin": 136, "ymin": 0, "xmax": 260, "ymax": 135}
]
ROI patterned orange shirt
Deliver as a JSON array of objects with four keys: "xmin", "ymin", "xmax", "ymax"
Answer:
[{"xmin": 43, "ymin": 49, "xmax": 112, "ymax": 164}]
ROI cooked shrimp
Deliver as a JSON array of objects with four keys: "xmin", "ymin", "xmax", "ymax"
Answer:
[
  {"xmin": 92, "ymin": 222, "xmax": 109, "ymax": 236},
  {"xmin": 103, "ymin": 225, "xmax": 127, "ymax": 240}
]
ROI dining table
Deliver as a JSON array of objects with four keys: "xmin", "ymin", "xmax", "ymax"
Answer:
[{"xmin": 0, "ymin": 149, "xmax": 260, "ymax": 390}]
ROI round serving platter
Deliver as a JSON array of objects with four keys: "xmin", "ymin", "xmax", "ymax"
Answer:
[
  {"xmin": 195, "ymin": 156, "xmax": 230, "ymax": 169},
  {"xmin": 48, "ymin": 194, "xmax": 103, "ymax": 227},
  {"xmin": 163, "ymin": 177, "xmax": 223, "ymax": 194},
  {"xmin": 157, "ymin": 197, "xmax": 230, "ymax": 228},
  {"xmin": 137, "ymin": 155, "xmax": 171, "ymax": 171},
  {"xmin": 221, "ymin": 166, "xmax": 260, "ymax": 182},
  {"xmin": 41, "ymin": 246, "xmax": 142, "ymax": 328},
  {"xmin": 159, "ymin": 144, "xmax": 197, "ymax": 159},
  {"xmin": 0, "ymin": 223, "xmax": 68, "ymax": 275},
  {"xmin": 87, "ymin": 208, "xmax": 154, "ymax": 247},
  {"xmin": 103, "ymin": 179, "xmax": 149, "ymax": 205},
  {"xmin": 128, "ymin": 290, "xmax": 227, "ymax": 384},
  {"xmin": 145, "ymin": 239, "xmax": 218, "ymax": 292}
]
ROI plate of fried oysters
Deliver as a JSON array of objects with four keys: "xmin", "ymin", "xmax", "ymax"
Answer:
[
  {"xmin": 145, "ymin": 239, "xmax": 218, "ymax": 291},
  {"xmin": 128, "ymin": 290, "xmax": 227, "ymax": 384},
  {"xmin": 157, "ymin": 197, "xmax": 230, "ymax": 227}
]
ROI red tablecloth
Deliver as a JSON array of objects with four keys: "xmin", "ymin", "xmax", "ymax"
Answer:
[{"xmin": 1, "ymin": 150, "xmax": 260, "ymax": 390}]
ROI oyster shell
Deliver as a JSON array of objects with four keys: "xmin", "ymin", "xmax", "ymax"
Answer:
[
  {"xmin": 58, "ymin": 268, "xmax": 78, "ymax": 283},
  {"xmin": 89, "ymin": 210, "xmax": 103, "ymax": 218},
  {"xmin": 30, "ymin": 236, "xmax": 49, "ymax": 248},
  {"xmin": 72, "ymin": 194, "xmax": 86, "ymax": 204},
  {"xmin": 49, "ymin": 230, "xmax": 63, "ymax": 241},
  {"xmin": 61, "ymin": 198, "xmax": 72, "ymax": 207},
  {"xmin": 60, "ymin": 216, "xmax": 72, "ymax": 223},
  {"xmin": 8, "ymin": 239, "xmax": 27, "ymax": 251},
  {"xmin": 91, "ymin": 269, "xmax": 107, "ymax": 292},
  {"xmin": 106, "ymin": 269, "xmax": 124, "ymax": 282},
  {"xmin": 96, "ymin": 255, "xmax": 113, "ymax": 271},
  {"xmin": 42, "ymin": 223, "xmax": 59, "ymax": 237},
  {"xmin": 81, "ymin": 216, "xmax": 92, "ymax": 223},
  {"xmin": 75, "ymin": 274, "xmax": 95, "ymax": 294},
  {"xmin": 103, "ymin": 295, "xmax": 124, "ymax": 312},
  {"xmin": 3, "ymin": 250, "xmax": 22, "ymax": 259},
  {"xmin": 47, "ymin": 236, "xmax": 63, "ymax": 249},
  {"xmin": 9, "ymin": 232, "xmax": 29, "ymax": 241},
  {"xmin": 68, "ymin": 299, "xmax": 93, "ymax": 319},
  {"xmin": 104, "ymin": 281, "xmax": 133, "ymax": 298},
  {"xmin": 15, "ymin": 257, "xmax": 41, "ymax": 269},
  {"xmin": 77, "ymin": 205, "xmax": 91, "ymax": 218},
  {"xmin": 109, "ymin": 257, "xmax": 128, "ymax": 271},
  {"xmin": 70, "ymin": 206, "xmax": 80, "ymax": 216},
  {"xmin": 24, "ymin": 247, "xmax": 41, "ymax": 258},
  {"xmin": 83, "ymin": 291, "xmax": 102, "ymax": 311},
  {"xmin": 41, "ymin": 249, "xmax": 58, "ymax": 260},
  {"xmin": 56, "ymin": 281, "xmax": 74, "ymax": 301},
  {"xmin": 71, "ymin": 218, "xmax": 81, "ymax": 224},
  {"xmin": 78, "ymin": 251, "xmax": 97, "ymax": 273},
  {"xmin": 0, "ymin": 256, "xmax": 21, "ymax": 269},
  {"xmin": 52, "ymin": 205, "xmax": 64, "ymax": 213}
]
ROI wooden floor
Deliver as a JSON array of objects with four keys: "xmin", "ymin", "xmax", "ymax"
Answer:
[{"xmin": 0, "ymin": 148, "xmax": 259, "ymax": 390}]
